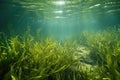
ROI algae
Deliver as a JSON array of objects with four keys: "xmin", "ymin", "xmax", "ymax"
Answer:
[{"xmin": 0, "ymin": 27, "xmax": 120, "ymax": 80}]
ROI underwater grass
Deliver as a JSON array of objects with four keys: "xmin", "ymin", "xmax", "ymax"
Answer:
[
  {"xmin": 0, "ymin": 27, "xmax": 120, "ymax": 80},
  {"xmin": 0, "ymin": 32, "xmax": 90, "ymax": 80},
  {"xmin": 79, "ymin": 27, "xmax": 120, "ymax": 80}
]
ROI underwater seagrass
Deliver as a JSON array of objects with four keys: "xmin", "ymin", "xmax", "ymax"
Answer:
[
  {"xmin": 0, "ymin": 27, "xmax": 120, "ymax": 80},
  {"xmin": 0, "ymin": 31, "xmax": 91, "ymax": 80},
  {"xmin": 79, "ymin": 27, "xmax": 120, "ymax": 80}
]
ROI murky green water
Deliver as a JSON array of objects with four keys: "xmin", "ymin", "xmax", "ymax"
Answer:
[{"xmin": 0, "ymin": 0, "xmax": 120, "ymax": 40}]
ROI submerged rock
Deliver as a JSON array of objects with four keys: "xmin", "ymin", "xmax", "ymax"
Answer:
[
  {"xmin": 73, "ymin": 45, "xmax": 100, "ymax": 78},
  {"xmin": 74, "ymin": 45, "xmax": 95, "ymax": 65}
]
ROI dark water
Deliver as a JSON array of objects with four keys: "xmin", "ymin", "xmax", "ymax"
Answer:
[{"xmin": 0, "ymin": 0, "xmax": 120, "ymax": 40}]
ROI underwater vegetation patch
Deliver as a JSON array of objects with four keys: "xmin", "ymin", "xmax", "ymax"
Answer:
[
  {"xmin": 0, "ymin": 27, "xmax": 120, "ymax": 80},
  {"xmin": 0, "ymin": 31, "xmax": 88, "ymax": 80},
  {"xmin": 78, "ymin": 27, "xmax": 120, "ymax": 80}
]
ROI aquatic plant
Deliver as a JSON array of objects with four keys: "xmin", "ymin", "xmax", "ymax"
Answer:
[
  {"xmin": 1, "ymin": 27, "xmax": 120, "ymax": 80},
  {"xmin": 80, "ymin": 27, "xmax": 120, "ymax": 80},
  {"xmin": 0, "ymin": 32, "xmax": 92, "ymax": 80}
]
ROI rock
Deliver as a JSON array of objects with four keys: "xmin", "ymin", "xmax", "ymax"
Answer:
[{"xmin": 74, "ymin": 45, "xmax": 96, "ymax": 65}]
